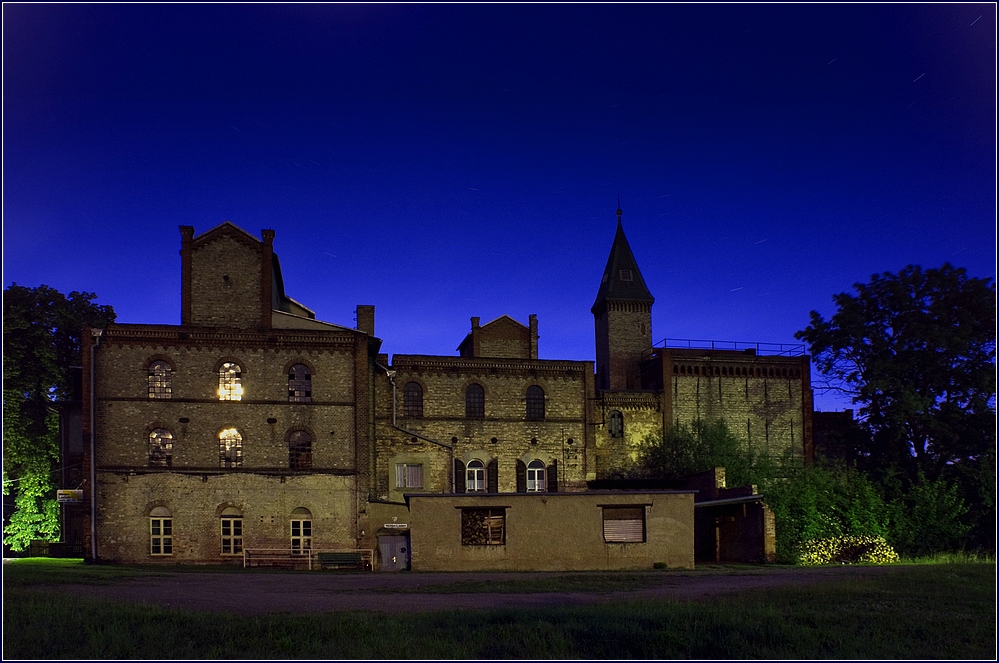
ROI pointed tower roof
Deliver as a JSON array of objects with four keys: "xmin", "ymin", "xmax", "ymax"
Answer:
[{"xmin": 591, "ymin": 207, "xmax": 655, "ymax": 313}]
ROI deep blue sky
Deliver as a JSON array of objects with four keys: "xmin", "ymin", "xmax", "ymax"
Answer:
[{"xmin": 4, "ymin": 3, "xmax": 996, "ymax": 412}]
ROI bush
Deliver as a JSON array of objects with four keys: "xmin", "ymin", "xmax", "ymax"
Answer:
[{"xmin": 797, "ymin": 535, "xmax": 900, "ymax": 565}]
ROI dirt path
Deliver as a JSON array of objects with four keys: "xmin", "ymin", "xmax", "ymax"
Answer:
[{"xmin": 45, "ymin": 566, "xmax": 894, "ymax": 615}]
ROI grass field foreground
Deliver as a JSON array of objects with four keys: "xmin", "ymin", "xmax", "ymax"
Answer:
[{"xmin": 2, "ymin": 559, "xmax": 995, "ymax": 659}]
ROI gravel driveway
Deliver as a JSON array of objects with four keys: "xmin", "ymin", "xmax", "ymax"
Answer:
[{"xmin": 46, "ymin": 566, "xmax": 893, "ymax": 615}]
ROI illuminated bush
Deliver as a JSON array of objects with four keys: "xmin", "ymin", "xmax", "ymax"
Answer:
[{"xmin": 797, "ymin": 535, "xmax": 900, "ymax": 565}]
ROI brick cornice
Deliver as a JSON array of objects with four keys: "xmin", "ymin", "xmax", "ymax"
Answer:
[
  {"xmin": 102, "ymin": 324, "xmax": 360, "ymax": 348},
  {"xmin": 391, "ymin": 355, "xmax": 593, "ymax": 375}
]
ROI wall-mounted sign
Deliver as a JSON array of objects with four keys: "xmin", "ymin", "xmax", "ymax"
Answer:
[
  {"xmin": 57, "ymin": 489, "xmax": 84, "ymax": 503},
  {"xmin": 384, "ymin": 523, "xmax": 408, "ymax": 529}
]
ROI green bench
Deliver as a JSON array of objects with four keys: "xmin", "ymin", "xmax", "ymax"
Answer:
[{"xmin": 317, "ymin": 551, "xmax": 369, "ymax": 571}]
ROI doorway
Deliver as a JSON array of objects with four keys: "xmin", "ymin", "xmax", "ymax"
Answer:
[{"xmin": 378, "ymin": 533, "xmax": 410, "ymax": 571}]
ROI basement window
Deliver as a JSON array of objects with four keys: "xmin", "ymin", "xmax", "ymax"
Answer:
[
  {"xmin": 602, "ymin": 506, "xmax": 646, "ymax": 543},
  {"xmin": 461, "ymin": 508, "xmax": 506, "ymax": 545}
]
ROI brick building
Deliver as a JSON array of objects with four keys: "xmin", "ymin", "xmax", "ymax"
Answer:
[{"xmin": 81, "ymin": 212, "xmax": 810, "ymax": 568}]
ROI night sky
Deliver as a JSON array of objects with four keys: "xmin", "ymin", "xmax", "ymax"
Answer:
[{"xmin": 4, "ymin": 4, "xmax": 996, "ymax": 412}]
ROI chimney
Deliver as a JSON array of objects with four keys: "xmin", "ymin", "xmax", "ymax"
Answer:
[
  {"xmin": 179, "ymin": 226, "xmax": 195, "ymax": 325},
  {"xmin": 356, "ymin": 305, "xmax": 375, "ymax": 336},
  {"xmin": 529, "ymin": 314, "xmax": 538, "ymax": 359},
  {"xmin": 471, "ymin": 317, "xmax": 481, "ymax": 357}
]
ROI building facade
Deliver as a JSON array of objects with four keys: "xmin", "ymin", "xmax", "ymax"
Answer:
[{"xmin": 81, "ymin": 212, "xmax": 810, "ymax": 569}]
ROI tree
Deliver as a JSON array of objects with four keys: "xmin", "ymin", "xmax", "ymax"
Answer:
[
  {"xmin": 796, "ymin": 264, "xmax": 996, "ymax": 481},
  {"xmin": 633, "ymin": 419, "xmax": 785, "ymax": 487},
  {"xmin": 3, "ymin": 284, "xmax": 115, "ymax": 551}
]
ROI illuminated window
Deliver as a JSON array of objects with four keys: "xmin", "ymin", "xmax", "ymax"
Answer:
[
  {"xmin": 148, "ymin": 429, "xmax": 173, "ymax": 467},
  {"xmin": 465, "ymin": 384, "xmax": 484, "ymax": 419},
  {"xmin": 395, "ymin": 463, "xmax": 423, "ymax": 488},
  {"xmin": 289, "ymin": 430, "xmax": 312, "ymax": 470},
  {"xmin": 148, "ymin": 361, "xmax": 172, "ymax": 399},
  {"xmin": 220, "ymin": 507, "xmax": 243, "ymax": 555},
  {"xmin": 608, "ymin": 410, "xmax": 624, "ymax": 438},
  {"xmin": 149, "ymin": 506, "xmax": 173, "ymax": 555},
  {"xmin": 461, "ymin": 508, "xmax": 505, "ymax": 545},
  {"xmin": 602, "ymin": 506, "xmax": 646, "ymax": 543},
  {"xmin": 526, "ymin": 460, "xmax": 547, "ymax": 492},
  {"xmin": 526, "ymin": 385, "xmax": 545, "ymax": 421},
  {"xmin": 466, "ymin": 459, "xmax": 485, "ymax": 492},
  {"xmin": 218, "ymin": 362, "xmax": 242, "ymax": 401},
  {"xmin": 403, "ymin": 381, "xmax": 423, "ymax": 418},
  {"xmin": 219, "ymin": 428, "xmax": 242, "ymax": 468},
  {"xmin": 291, "ymin": 508, "xmax": 312, "ymax": 554},
  {"xmin": 288, "ymin": 364, "xmax": 311, "ymax": 402}
]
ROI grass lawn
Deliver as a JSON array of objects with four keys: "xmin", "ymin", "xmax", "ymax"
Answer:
[{"xmin": 3, "ymin": 559, "xmax": 995, "ymax": 659}]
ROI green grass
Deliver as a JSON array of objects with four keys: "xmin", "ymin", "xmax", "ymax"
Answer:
[{"xmin": 3, "ymin": 560, "xmax": 995, "ymax": 659}]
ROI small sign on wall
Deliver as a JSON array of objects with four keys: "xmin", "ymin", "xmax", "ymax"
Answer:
[
  {"xmin": 384, "ymin": 523, "xmax": 408, "ymax": 529},
  {"xmin": 57, "ymin": 489, "xmax": 84, "ymax": 503}
]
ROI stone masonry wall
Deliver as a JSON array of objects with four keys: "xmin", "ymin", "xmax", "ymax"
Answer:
[
  {"xmin": 95, "ymin": 471, "xmax": 356, "ymax": 564},
  {"xmin": 373, "ymin": 356, "xmax": 593, "ymax": 500},
  {"xmin": 188, "ymin": 234, "xmax": 263, "ymax": 328}
]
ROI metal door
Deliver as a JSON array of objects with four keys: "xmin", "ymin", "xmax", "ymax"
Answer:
[{"xmin": 378, "ymin": 534, "xmax": 410, "ymax": 571}]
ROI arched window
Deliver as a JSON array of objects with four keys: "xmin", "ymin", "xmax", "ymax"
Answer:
[
  {"xmin": 148, "ymin": 429, "xmax": 173, "ymax": 467},
  {"xmin": 219, "ymin": 428, "xmax": 242, "ymax": 468},
  {"xmin": 609, "ymin": 410, "xmax": 624, "ymax": 438},
  {"xmin": 526, "ymin": 460, "xmax": 547, "ymax": 492},
  {"xmin": 288, "ymin": 364, "xmax": 311, "ymax": 402},
  {"xmin": 149, "ymin": 506, "xmax": 172, "ymax": 556},
  {"xmin": 148, "ymin": 361, "xmax": 172, "ymax": 399},
  {"xmin": 289, "ymin": 430, "xmax": 312, "ymax": 470},
  {"xmin": 218, "ymin": 362, "xmax": 242, "ymax": 401},
  {"xmin": 466, "ymin": 459, "xmax": 485, "ymax": 492},
  {"xmin": 465, "ymin": 384, "xmax": 485, "ymax": 419},
  {"xmin": 290, "ymin": 507, "xmax": 312, "ymax": 554},
  {"xmin": 403, "ymin": 382, "xmax": 423, "ymax": 418},
  {"xmin": 220, "ymin": 506, "xmax": 243, "ymax": 555},
  {"xmin": 526, "ymin": 385, "xmax": 545, "ymax": 421}
]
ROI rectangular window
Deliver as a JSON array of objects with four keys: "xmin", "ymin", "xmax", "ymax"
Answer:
[
  {"xmin": 150, "ymin": 518, "xmax": 173, "ymax": 555},
  {"xmin": 461, "ymin": 508, "xmax": 505, "ymax": 545},
  {"xmin": 291, "ymin": 519, "xmax": 312, "ymax": 554},
  {"xmin": 395, "ymin": 463, "xmax": 424, "ymax": 488},
  {"xmin": 221, "ymin": 517, "xmax": 243, "ymax": 555},
  {"xmin": 602, "ymin": 506, "xmax": 646, "ymax": 543}
]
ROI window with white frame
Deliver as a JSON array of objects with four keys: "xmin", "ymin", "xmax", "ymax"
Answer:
[
  {"xmin": 395, "ymin": 463, "xmax": 423, "ymax": 489},
  {"xmin": 219, "ymin": 428, "xmax": 242, "ymax": 468},
  {"xmin": 526, "ymin": 459, "xmax": 547, "ymax": 492},
  {"xmin": 602, "ymin": 506, "xmax": 646, "ymax": 543},
  {"xmin": 291, "ymin": 508, "xmax": 312, "ymax": 554},
  {"xmin": 218, "ymin": 362, "xmax": 242, "ymax": 401},
  {"xmin": 466, "ymin": 459, "xmax": 485, "ymax": 492},
  {"xmin": 148, "ymin": 428, "xmax": 173, "ymax": 467},
  {"xmin": 220, "ymin": 507, "xmax": 243, "ymax": 555},
  {"xmin": 149, "ymin": 506, "xmax": 173, "ymax": 555}
]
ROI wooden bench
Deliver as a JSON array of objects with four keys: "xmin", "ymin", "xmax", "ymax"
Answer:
[{"xmin": 317, "ymin": 551, "xmax": 370, "ymax": 571}]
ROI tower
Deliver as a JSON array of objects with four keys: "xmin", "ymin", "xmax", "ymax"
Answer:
[{"xmin": 591, "ymin": 207, "xmax": 655, "ymax": 391}]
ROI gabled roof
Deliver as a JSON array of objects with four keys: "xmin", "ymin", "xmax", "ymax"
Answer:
[
  {"xmin": 190, "ymin": 221, "xmax": 262, "ymax": 250},
  {"xmin": 591, "ymin": 210, "xmax": 655, "ymax": 313}
]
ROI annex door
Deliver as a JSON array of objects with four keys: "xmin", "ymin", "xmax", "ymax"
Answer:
[{"xmin": 378, "ymin": 533, "xmax": 410, "ymax": 571}]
